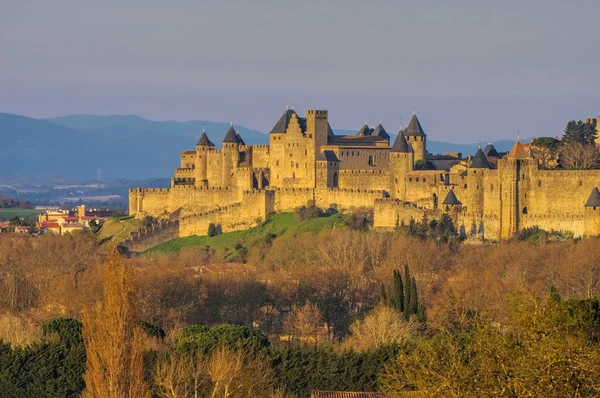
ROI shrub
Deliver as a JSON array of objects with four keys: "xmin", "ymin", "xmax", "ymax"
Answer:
[
  {"xmin": 343, "ymin": 207, "xmax": 373, "ymax": 230},
  {"xmin": 175, "ymin": 324, "xmax": 269, "ymax": 355},
  {"xmin": 295, "ymin": 200, "xmax": 321, "ymax": 221},
  {"xmin": 207, "ymin": 223, "xmax": 221, "ymax": 237}
]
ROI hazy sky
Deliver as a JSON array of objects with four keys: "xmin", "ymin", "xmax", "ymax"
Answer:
[{"xmin": 2, "ymin": 0, "xmax": 600, "ymax": 142}]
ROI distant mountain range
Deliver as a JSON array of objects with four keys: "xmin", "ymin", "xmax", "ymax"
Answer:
[{"xmin": 0, "ymin": 113, "xmax": 527, "ymax": 179}]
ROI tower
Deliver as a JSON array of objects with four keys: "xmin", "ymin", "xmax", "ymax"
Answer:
[
  {"xmin": 316, "ymin": 150, "xmax": 340, "ymax": 189},
  {"xmin": 195, "ymin": 128, "xmax": 214, "ymax": 187},
  {"xmin": 404, "ymin": 113, "xmax": 427, "ymax": 162},
  {"xmin": 584, "ymin": 187, "xmax": 600, "ymax": 236},
  {"xmin": 466, "ymin": 148, "xmax": 491, "ymax": 216},
  {"xmin": 389, "ymin": 130, "xmax": 414, "ymax": 200},
  {"xmin": 306, "ymin": 110, "xmax": 329, "ymax": 187},
  {"xmin": 221, "ymin": 124, "xmax": 240, "ymax": 188},
  {"xmin": 498, "ymin": 140, "xmax": 537, "ymax": 239}
]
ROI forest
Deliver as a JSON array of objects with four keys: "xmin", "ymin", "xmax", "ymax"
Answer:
[{"xmin": 0, "ymin": 218, "xmax": 600, "ymax": 397}]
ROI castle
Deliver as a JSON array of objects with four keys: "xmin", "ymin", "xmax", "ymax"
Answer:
[{"xmin": 128, "ymin": 109, "xmax": 600, "ymax": 243}]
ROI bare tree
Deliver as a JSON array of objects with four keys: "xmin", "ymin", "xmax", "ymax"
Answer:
[
  {"xmin": 81, "ymin": 246, "xmax": 150, "ymax": 398},
  {"xmin": 558, "ymin": 142, "xmax": 600, "ymax": 169}
]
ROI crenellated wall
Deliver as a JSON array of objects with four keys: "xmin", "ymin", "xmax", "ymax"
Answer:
[
  {"xmin": 315, "ymin": 188, "xmax": 386, "ymax": 210},
  {"xmin": 338, "ymin": 169, "xmax": 390, "ymax": 190}
]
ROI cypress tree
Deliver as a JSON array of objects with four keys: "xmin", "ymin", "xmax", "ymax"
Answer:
[
  {"xmin": 403, "ymin": 265, "xmax": 411, "ymax": 319},
  {"xmin": 411, "ymin": 277, "xmax": 419, "ymax": 315},
  {"xmin": 379, "ymin": 282, "xmax": 388, "ymax": 304},
  {"xmin": 390, "ymin": 269, "xmax": 404, "ymax": 313}
]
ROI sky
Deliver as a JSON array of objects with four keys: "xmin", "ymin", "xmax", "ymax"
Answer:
[{"xmin": 1, "ymin": 0, "xmax": 600, "ymax": 142}]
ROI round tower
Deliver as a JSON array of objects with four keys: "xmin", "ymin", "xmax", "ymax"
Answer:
[
  {"xmin": 466, "ymin": 148, "xmax": 491, "ymax": 216},
  {"xmin": 584, "ymin": 187, "xmax": 600, "ymax": 236},
  {"xmin": 221, "ymin": 124, "xmax": 240, "ymax": 188},
  {"xmin": 195, "ymin": 127, "xmax": 214, "ymax": 187},
  {"xmin": 389, "ymin": 130, "xmax": 414, "ymax": 201},
  {"xmin": 404, "ymin": 112, "xmax": 427, "ymax": 162}
]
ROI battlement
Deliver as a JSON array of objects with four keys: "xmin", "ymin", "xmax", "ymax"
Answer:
[
  {"xmin": 243, "ymin": 189, "xmax": 273, "ymax": 195},
  {"xmin": 328, "ymin": 188, "xmax": 384, "ymax": 194},
  {"xmin": 180, "ymin": 202, "xmax": 243, "ymax": 221},
  {"xmin": 339, "ymin": 169, "xmax": 388, "ymax": 175},
  {"xmin": 171, "ymin": 185, "xmax": 231, "ymax": 191},
  {"xmin": 274, "ymin": 187, "xmax": 314, "ymax": 193},
  {"xmin": 307, "ymin": 110, "xmax": 328, "ymax": 116},
  {"xmin": 130, "ymin": 188, "xmax": 171, "ymax": 194},
  {"xmin": 251, "ymin": 145, "xmax": 270, "ymax": 150}
]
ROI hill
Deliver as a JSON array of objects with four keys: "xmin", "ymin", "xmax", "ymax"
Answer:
[
  {"xmin": 1, "ymin": 112, "xmax": 531, "ymax": 180},
  {"xmin": 47, "ymin": 114, "xmax": 268, "ymax": 144},
  {"xmin": 145, "ymin": 212, "xmax": 345, "ymax": 258}
]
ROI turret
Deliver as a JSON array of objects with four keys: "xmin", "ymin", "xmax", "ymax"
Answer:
[
  {"xmin": 195, "ymin": 128, "xmax": 214, "ymax": 186},
  {"xmin": 584, "ymin": 187, "xmax": 600, "ymax": 236},
  {"xmin": 466, "ymin": 148, "xmax": 491, "ymax": 215},
  {"xmin": 221, "ymin": 124, "xmax": 240, "ymax": 188},
  {"xmin": 389, "ymin": 130, "xmax": 414, "ymax": 200},
  {"xmin": 497, "ymin": 140, "xmax": 537, "ymax": 238},
  {"xmin": 316, "ymin": 150, "xmax": 340, "ymax": 188},
  {"xmin": 306, "ymin": 110, "xmax": 329, "ymax": 187},
  {"xmin": 404, "ymin": 113, "xmax": 426, "ymax": 162}
]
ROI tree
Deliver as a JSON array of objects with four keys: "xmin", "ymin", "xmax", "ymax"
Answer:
[
  {"xmin": 414, "ymin": 159, "xmax": 435, "ymax": 170},
  {"xmin": 390, "ymin": 269, "xmax": 404, "ymax": 313},
  {"xmin": 531, "ymin": 137, "xmax": 560, "ymax": 169},
  {"xmin": 558, "ymin": 142, "xmax": 600, "ymax": 169},
  {"xmin": 562, "ymin": 120, "xmax": 597, "ymax": 145},
  {"xmin": 403, "ymin": 265, "xmax": 411, "ymax": 320},
  {"xmin": 81, "ymin": 246, "xmax": 149, "ymax": 398}
]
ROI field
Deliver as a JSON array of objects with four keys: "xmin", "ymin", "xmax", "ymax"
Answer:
[
  {"xmin": 146, "ymin": 212, "xmax": 345, "ymax": 256},
  {"xmin": 96, "ymin": 216, "xmax": 144, "ymax": 245},
  {"xmin": 0, "ymin": 208, "xmax": 40, "ymax": 221}
]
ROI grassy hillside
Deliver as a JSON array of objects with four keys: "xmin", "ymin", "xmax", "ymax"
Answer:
[
  {"xmin": 96, "ymin": 216, "xmax": 144, "ymax": 245},
  {"xmin": 146, "ymin": 212, "xmax": 345, "ymax": 256}
]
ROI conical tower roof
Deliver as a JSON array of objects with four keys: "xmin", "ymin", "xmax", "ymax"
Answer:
[
  {"xmin": 223, "ymin": 125, "xmax": 240, "ymax": 143},
  {"xmin": 507, "ymin": 140, "xmax": 529, "ymax": 159},
  {"xmin": 404, "ymin": 113, "xmax": 426, "ymax": 137},
  {"xmin": 483, "ymin": 142, "xmax": 499, "ymax": 158},
  {"xmin": 196, "ymin": 130, "xmax": 215, "ymax": 147},
  {"xmin": 357, "ymin": 124, "xmax": 373, "ymax": 136},
  {"xmin": 442, "ymin": 189, "xmax": 461, "ymax": 205},
  {"xmin": 236, "ymin": 132, "xmax": 245, "ymax": 145},
  {"xmin": 391, "ymin": 131, "xmax": 413, "ymax": 153},
  {"xmin": 372, "ymin": 123, "xmax": 390, "ymax": 139},
  {"xmin": 470, "ymin": 148, "xmax": 491, "ymax": 169},
  {"xmin": 585, "ymin": 187, "xmax": 600, "ymax": 207}
]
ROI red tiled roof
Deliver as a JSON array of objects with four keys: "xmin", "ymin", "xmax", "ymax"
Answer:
[{"xmin": 180, "ymin": 150, "xmax": 196, "ymax": 155}]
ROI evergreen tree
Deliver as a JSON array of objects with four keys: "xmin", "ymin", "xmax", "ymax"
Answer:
[
  {"xmin": 411, "ymin": 277, "xmax": 419, "ymax": 315},
  {"xmin": 390, "ymin": 270, "xmax": 404, "ymax": 313},
  {"xmin": 403, "ymin": 265, "xmax": 411, "ymax": 319},
  {"xmin": 563, "ymin": 120, "xmax": 577, "ymax": 142},
  {"xmin": 379, "ymin": 282, "xmax": 388, "ymax": 304},
  {"xmin": 583, "ymin": 121, "xmax": 598, "ymax": 145}
]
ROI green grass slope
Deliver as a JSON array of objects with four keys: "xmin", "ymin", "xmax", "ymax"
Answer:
[
  {"xmin": 146, "ymin": 212, "xmax": 345, "ymax": 255},
  {"xmin": 96, "ymin": 216, "xmax": 144, "ymax": 245}
]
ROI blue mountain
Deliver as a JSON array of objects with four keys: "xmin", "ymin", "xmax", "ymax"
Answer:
[{"xmin": 1, "ymin": 113, "xmax": 527, "ymax": 179}]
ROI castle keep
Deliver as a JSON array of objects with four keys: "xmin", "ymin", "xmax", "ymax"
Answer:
[{"xmin": 128, "ymin": 109, "xmax": 600, "ymax": 242}]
